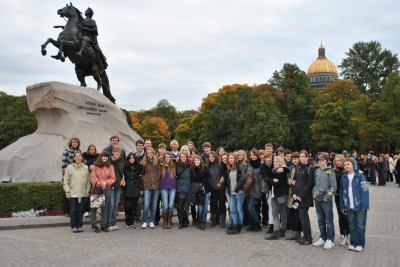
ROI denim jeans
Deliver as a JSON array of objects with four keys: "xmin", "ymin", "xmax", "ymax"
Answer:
[
  {"xmin": 347, "ymin": 209, "xmax": 367, "ymax": 247},
  {"xmin": 247, "ymin": 197, "xmax": 259, "ymax": 223},
  {"xmin": 315, "ymin": 199, "xmax": 335, "ymax": 241},
  {"xmin": 69, "ymin": 197, "xmax": 86, "ymax": 229},
  {"xmin": 160, "ymin": 188, "xmax": 176, "ymax": 212},
  {"xmin": 369, "ymin": 170, "xmax": 376, "ymax": 185},
  {"xmin": 107, "ymin": 187, "xmax": 122, "ymax": 227},
  {"xmin": 197, "ymin": 192, "xmax": 210, "ymax": 221},
  {"xmin": 230, "ymin": 193, "xmax": 245, "ymax": 225},
  {"xmin": 143, "ymin": 189, "xmax": 160, "ymax": 223}
]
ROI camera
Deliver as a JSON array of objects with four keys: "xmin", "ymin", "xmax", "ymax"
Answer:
[{"xmin": 293, "ymin": 201, "xmax": 299, "ymax": 209}]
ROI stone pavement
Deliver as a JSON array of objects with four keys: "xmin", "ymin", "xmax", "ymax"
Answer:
[{"xmin": 1, "ymin": 182, "xmax": 399, "ymax": 267}]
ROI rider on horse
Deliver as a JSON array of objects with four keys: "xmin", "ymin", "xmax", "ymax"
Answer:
[{"xmin": 76, "ymin": 8, "xmax": 108, "ymax": 70}]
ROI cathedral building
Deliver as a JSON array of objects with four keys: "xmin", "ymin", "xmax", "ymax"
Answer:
[{"xmin": 307, "ymin": 44, "xmax": 338, "ymax": 89}]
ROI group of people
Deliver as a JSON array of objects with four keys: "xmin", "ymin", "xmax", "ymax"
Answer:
[{"xmin": 61, "ymin": 137, "xmax": 372, "ymax": 252}]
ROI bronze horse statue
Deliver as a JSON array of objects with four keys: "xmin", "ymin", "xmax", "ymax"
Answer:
[{"xmin": 41, "ymin": 3, "xmax": 116, "ymax": 103}]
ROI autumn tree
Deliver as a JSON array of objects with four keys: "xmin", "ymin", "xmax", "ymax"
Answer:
[
  {"xmin": 137, "ymin": 117, "xmax": 170, "ymax": 148},
  {"xmin": 338, "ymin": 41, "xmax": 400, "ymax": 101}
]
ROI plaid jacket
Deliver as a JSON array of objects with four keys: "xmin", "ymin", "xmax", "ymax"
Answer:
[{"xmin": 62, "ymin": 147, "xmax": 81, "ymax": 184}]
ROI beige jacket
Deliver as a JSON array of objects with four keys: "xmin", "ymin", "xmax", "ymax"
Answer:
[{"xmin": 63, "ymin": 163, "xmax": 91, "ymax": 198}]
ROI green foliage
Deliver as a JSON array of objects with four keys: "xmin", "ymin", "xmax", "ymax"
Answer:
[
  {"xmin": 0, "ymin": 94, "xmax": 37, "ymax": 149},
  {"xmin": 0, "ymin": 182, "xmax": 64, "ymax": 213},
  {"xmin": 338, "ymin": 41, "xmax": 400, "ymax": 101},
  {"xmin": 121, "ymin": 108, "xmax": 133, "ymax": 128}
]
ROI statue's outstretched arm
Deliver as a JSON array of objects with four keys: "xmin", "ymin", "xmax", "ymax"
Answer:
[{"xmin": 53, "ymin": 25, "xmax": 65, "ymax": 29}]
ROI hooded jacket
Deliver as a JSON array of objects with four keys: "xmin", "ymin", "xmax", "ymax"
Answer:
[
  {"xmin": 63, "ymin": 163, "xmax": 91, "ymax": 198},
  {"xmin": 312, "ymin": 166, "xmax": 337, "ymax": 201},
  {"xmin": 340, "ymin": 172, "xmax": 369, "ymax": 211},
  {"xmin": 122, "ymin": 161, "xmax": 142, "ymax": 198}
]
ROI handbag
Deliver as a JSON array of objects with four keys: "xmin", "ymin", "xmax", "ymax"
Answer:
[
  {"xmin": 90, "ymin": 194, "xmax": 106, "ymax": 208},
  {"xmin": 242, "ymin": 172, "xmax": 255, "ymax": 191}
]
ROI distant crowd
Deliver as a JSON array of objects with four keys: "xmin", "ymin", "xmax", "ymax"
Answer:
[{"xmin": 62, "ymin": 136, "xmax": 389, "ymax": 252}]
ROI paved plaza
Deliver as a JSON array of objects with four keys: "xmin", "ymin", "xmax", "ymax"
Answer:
[{"xmin": 1, "ymin": 182, "xmax": 400, "ymax": 267}]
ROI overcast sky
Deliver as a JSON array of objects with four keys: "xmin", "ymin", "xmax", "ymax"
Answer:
[{"xmin": 0, "ymin": 0, "xmax": 398, "ymax": 111}]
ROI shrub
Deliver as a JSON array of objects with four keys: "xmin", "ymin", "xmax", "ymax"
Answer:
[
  {"xmin": 0, "ymin": 182, "xmax": 64, "ymax": 213},
  {"xmin": 0, "ymin": 182, "xmax": 127, "ymax": 213}
]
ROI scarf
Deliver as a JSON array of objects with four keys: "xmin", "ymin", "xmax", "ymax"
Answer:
[
  {"xmin": 134, "ymin": 149, "xmax": 145, "ymax": 158},
  {"xmin": 249, "ymin": 158, "xmax": 261, "ymax": 169}
]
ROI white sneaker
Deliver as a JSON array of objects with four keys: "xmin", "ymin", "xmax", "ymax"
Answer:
[
  {"xmin": 149, "ymin": 222, "xmax": 155, "ymax": 228},
  {"xmin": 141, "ymin": 223, "xmax": 148, "ymax": 229},
  {"xmin": 84, "ymin": 212, "xmax": 90, "ymax": 217},
  {"xmin": 354, "ymin": 246, "xmax": 363, "ymax": 252},
  {"xmin": 126, "ymin": 224, "xmax": 130, "ymax": 228},
  {"xmin": 323, "ymin": 240, "xmax": 334, "ymax": 250},
  {"xmin": 108, "ymin": 226, "xmax": 114, "ymax": 231},
  {"xmin": 346, "ymin": 235, "xmax": 351, "ymax": 245},
  {"xmin": 348, "ymin": 245, "xmax": 355, "ymax": 250},
  {"xmin": 313, "ymin": 238, "xmax": 326, "ymax": 247},
  {"xmin": 113, "ymin": 225, "xmax": 119, "ymax": 230},
  {"xmin": 339, "ymin": 235, "xmax": 346, "ymax": 246}
]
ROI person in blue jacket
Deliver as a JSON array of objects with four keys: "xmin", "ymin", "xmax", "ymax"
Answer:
[{"xmin": 340, "ymin": 158, "xmax": 369, "ymax": 252}]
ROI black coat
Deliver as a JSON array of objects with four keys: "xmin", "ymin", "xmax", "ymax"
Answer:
[
  {"xmin": 176, "ymin": 162, "xmax": 191, "ymax": 199},
  {"xmin": 260, "ymin": 164, "xmax": 274, "ymax": 190},
  {"xmin": 293, "ymin": 164, "xmax": 315, "ymax": 208},
  {"xmin": 225, "ymin": 164, "xmax": 247, "ymax": 193},
  {"xmin": 334, "ymin": 167, "xmax": 345, "ymax": 195},
  {"xmin": 266, "ymin": 171, "xmax": 288, "ymax": 198},
  {"xmin": 190, "ymin": 165, "xmax": 212, "ymax": 193},
  {"xmin": 122, "ymin": 162, "xmax": 142, "ymax": 198},
  {"xmin": 82, "ymin": 152, "xmax": 99, "ymax": 168}
]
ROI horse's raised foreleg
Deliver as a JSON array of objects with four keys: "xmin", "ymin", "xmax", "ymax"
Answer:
[
  {"xmin": 41, "ymin": 38, "xmax": 59, "ymax": 56},
  {"xmin": 75, "ymin": 66, "xmax": 87, "ymax": 87},
  {"xmin": 50, "ymin": 39, "xmax": 67, "ymax": 62}
]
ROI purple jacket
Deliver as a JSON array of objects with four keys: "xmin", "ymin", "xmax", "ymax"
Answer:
[{"xmin": 160, "ymin": 166, "xmax": 177, "ymax": 189}]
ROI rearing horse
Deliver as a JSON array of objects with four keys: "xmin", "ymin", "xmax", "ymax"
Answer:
[{"xmin": 41, "ymin": 3, "xmax": 116, "ymax": 104}]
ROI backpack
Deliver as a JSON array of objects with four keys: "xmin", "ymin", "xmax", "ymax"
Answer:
[{"xmin": 241, "ymin": 172, "xmax": 255, "ymax": 191}]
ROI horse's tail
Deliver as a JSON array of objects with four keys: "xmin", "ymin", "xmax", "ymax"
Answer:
[{"xmin": 101, "ymin": 71, "xmax": 116, "ymax": 104}]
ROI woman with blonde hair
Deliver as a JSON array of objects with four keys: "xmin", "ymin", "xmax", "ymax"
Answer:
[
  {"xmin": 180, "ymin": 145, "xmax": 190, "ymax": 159},
  {"xmin": 63, "ymin": 151, "xmax": 90, "ymax": 233},
  {"xmin": 160, "ymin": 152, "xmax": 177, "ymax": 229},
  {"xmin": 237, "ymin": 150, "xmax": 248, "ymax": 169},
  {"xmin": 265, "ymin": 156, "xmax": 288, "ymax": 240},
  {"xmin": 141, "ymin": 147, "xmax": 161, "ymax": 229}
]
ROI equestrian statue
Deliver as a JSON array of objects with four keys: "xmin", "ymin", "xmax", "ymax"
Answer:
[{"xmin": 41, "ymin": 3, "xmax": 116, "ymax": 104}]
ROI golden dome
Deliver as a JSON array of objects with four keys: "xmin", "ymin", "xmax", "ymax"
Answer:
[
  {"xmin": 319, "ymin": 45, "xmax": 325, "ymax": 49},
  {"xmin": 307, "ymin": 58, "xmax": 338, "ymax": 74}
]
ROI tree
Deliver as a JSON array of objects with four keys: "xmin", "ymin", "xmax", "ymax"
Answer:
[
  {"xmin": 120, "ymin": 108, "xmax": 133, "ymax": 128},
  {"xmin": 338, "ymin": 41, "xmax": 400, "ymax": 100},
  {"xmin": 137, "ymin": 117, "xmax": 170, "ymax": 148},
  {"xmin": 311, "ymin": 80, "xmax": 371, "ymax": 152},
  {"xmin": 0, "ymin": 95, "xmax": 38, "ymax": 149},
  {"xmin": 267, "ymin": 63, "xmax": 318, "ymax": 151}
]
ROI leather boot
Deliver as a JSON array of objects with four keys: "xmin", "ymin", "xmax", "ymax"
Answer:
[
  {"xmin": 200, "ymin": 220, "xmax": 205, "ymax": 230},
  {"xmin": 183, "ymin": 217, "xmax": 189, "ymax": 228},
  {"xmin": 286, "ymin": 231, "xmax": 301, "ymax": 240},
  {"xmin": 278, "ymin": 229, "xmax": 286, "ymax": 238},
  {"xmin": 197, "ymin": 220, "xmax": 202, "ymax": 229},
  {"xmin": 192, "ymin": 219, "xmax": 197, "ymax": 226},
  {"xmin": 162, "ymin": 212, "xmax": 168, "ymax": 229},
  {"xmin": 211, "ymin": 213, "xmax": 217, "ymax": 228},
  {"xmin": 220, "ymin": 215, "xmax": 226, "ymax": 228},
  {"xmin": 236, "ymin": 224, "xmax": 243, "ymax": 233},
  {"xmin": 266, "ymin": 224, "xmax": 274, "ymax": 234},
  {"xmin": 252, "ymin": 222, "xmax": 262, "ymax": 232},
  {"xmin": 265, "ymin": 230, "xmax": 279, "ymax": 240},
  {"xmin": 167, "ymin": 212, "xmax": 172, "ymax": 229},
  {"xmin": 226, "ymin": 224, "xmax": 234, "ymax": 231},
  {"xmin": 246, "ymin": 220, "xmax": 254, "ymax": 231},
  {"xmin": 178, "ymin": 218, "xmax": 183, "ymax": 229},
  {"xmin": 226, "ymin": 225, "xmax": 238, "ymax": 235}
]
